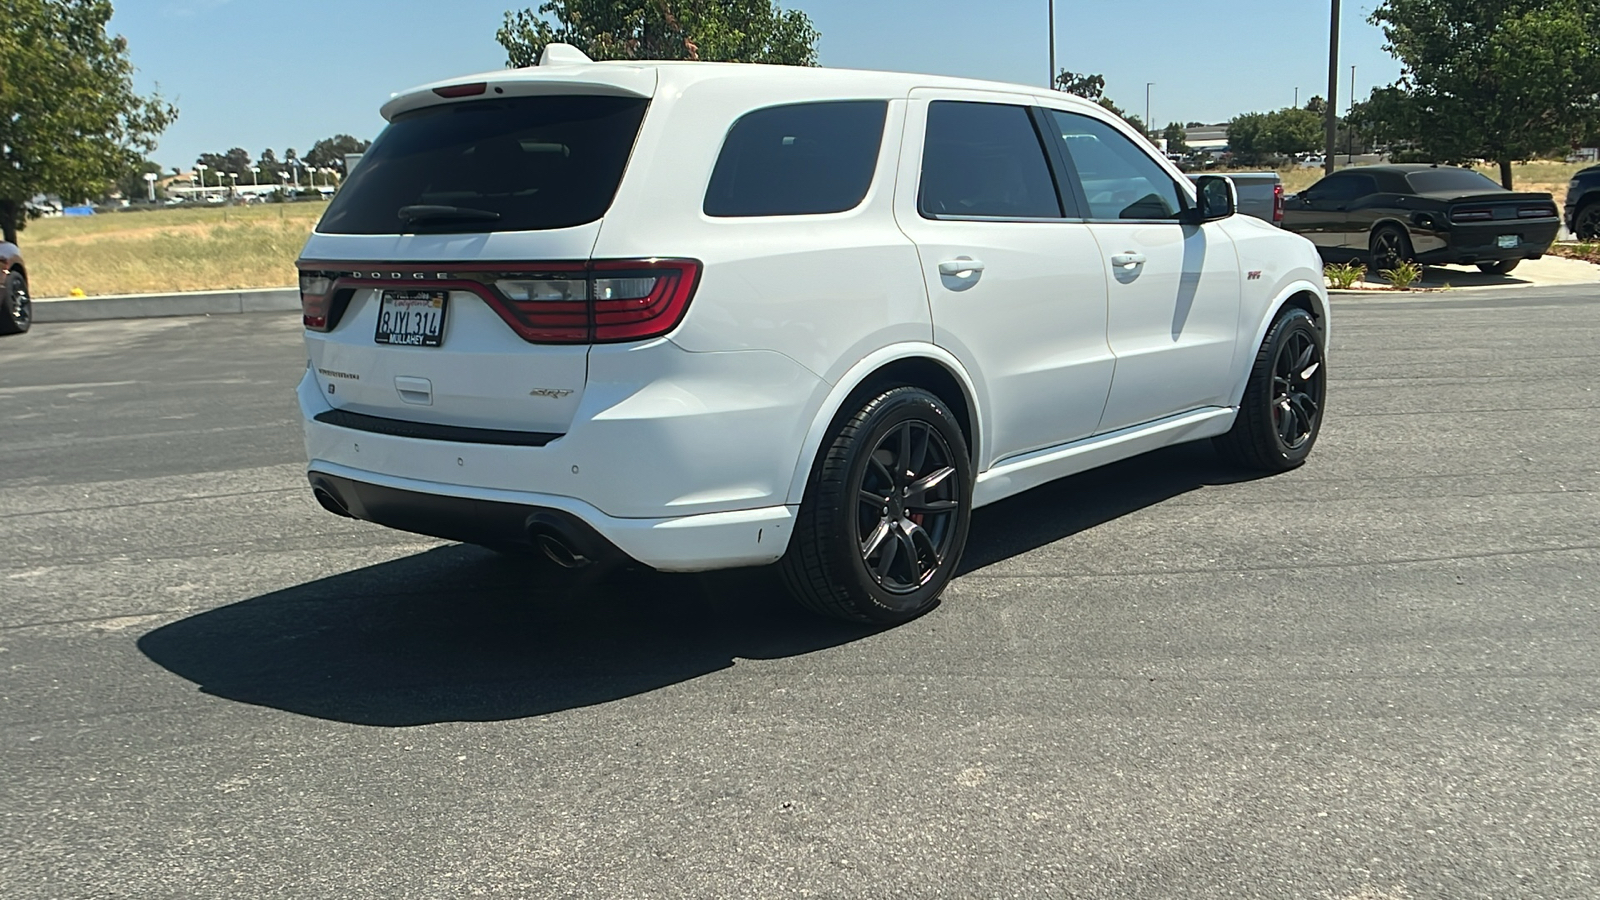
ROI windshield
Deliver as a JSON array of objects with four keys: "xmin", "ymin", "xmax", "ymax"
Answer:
[
  {"xmin": 318, "ymin": 94, "xmax": 649, "ymax": 235},
  {"xmin": 1406, "ymin": 168, "xmax": 1504, "ymax": 194}
]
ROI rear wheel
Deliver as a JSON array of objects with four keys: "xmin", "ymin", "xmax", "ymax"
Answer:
[
  {"xmin": 780, "ymin": 386, "xmax": 972, "ymax": 624},
  {"xmin": 1214, "ymin": 308, "xmax": 1326, "ymax": 473},
  {"xmin": 1477, "ymin": 260, "xmax": 1520, "ymax": 275},
  {"xmin": 1573, "ymin": 200, "xmax": 1600, "ymax": 241},
  {"xmin": 1368, "ymin": 225, "xmax": 1414, "ymax": 272},
  {"xmin": 0, "ymin": 269, "xmax": 30, "ymax": 335}
]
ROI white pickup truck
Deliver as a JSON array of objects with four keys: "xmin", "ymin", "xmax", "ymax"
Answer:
[{"xmin": 1190, "ymin": 172, "xmax": 1283, "ymax": 226}]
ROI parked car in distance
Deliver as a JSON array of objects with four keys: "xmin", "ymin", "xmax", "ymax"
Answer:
[
  {"xmin": 1282, "ymin": 164, "xmax": 1561, "ymax": 274},
  {"xmin": 296, "ymin": 46, "xmax": 1330, "ymax": 624},
  {"xmin": 1566, "ymin": 164, "xmax": 1600, "ymax": 240},
  {"xmin": 0, "ymin": 241, "xmax": 29, "ymax": 335},
  {"xmin": 1188, "ymin": 172, "xmax": 1282, "ymax": 226}
]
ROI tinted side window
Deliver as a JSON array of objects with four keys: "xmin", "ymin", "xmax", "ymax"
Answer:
[
  {"xmin": 1050, "ymin": 110, "xmax": 1185, "ymax": 220},
  {"xmin": 704, "ymin": 101, "xmax": 887, "ymax": 217},
  {"xmin": 1307, "ymin": 175, "xmax": 1375, "ymax": 202},
  {"xmin": 919, "ymin": 102, "xmax": 1063, "ymax": 219},
  {"xmin": 319, "ymin": 95, "xmax": 648, "ymax": 235}
]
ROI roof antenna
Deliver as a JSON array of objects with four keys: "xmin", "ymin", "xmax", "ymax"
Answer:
[{"xmin": 538, "ymin": 43, "xmax": 594, "ymax": 66}]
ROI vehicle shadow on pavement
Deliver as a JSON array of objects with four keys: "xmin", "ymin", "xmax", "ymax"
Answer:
[{"xmin": 138, "ymin": 442, "xmax": 1261, "ymax": 727}]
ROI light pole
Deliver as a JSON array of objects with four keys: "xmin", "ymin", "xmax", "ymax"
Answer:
[
  {"xmin": 1348, "ymin": 64, "xmax": 1357, "ymax": 164},
  {"xmin": 227, "ymin": 171, "xmax": 239, "ymax": 201},
  {"xmin": 1324, "ymin": 0, "xmax": 1341, "ymax": 176},
  {"xmin": 1295, "ymin": 86, "xmax": 1300, "ymax": 108},
  {"xmin": 1145, "ymin": 82, "xmax": 1154, "ymax": 132},
  {"xmin": 143, "ymin": 172, "xmax": 157, "ymax": 203},
  {"xmin": 249, "ymin": 165, "xmax": 260, "ymax": 187},
  {"xmin": 195, "ymin": 163, "xmax": 209, "ymax": 200},
  {"xmin": 1047, "ymin": 0, "xmax": 1056, "ymax": 89}
]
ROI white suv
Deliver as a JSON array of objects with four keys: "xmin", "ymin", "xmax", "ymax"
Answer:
[{"xmin": 297, "ymin": 46, "xmax": 1329, "ymax": 623}]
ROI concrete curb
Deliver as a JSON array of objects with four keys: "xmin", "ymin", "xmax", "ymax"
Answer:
[{"xmin": 33, "ymin": 288, "xmax": 299, "ymax": 324}]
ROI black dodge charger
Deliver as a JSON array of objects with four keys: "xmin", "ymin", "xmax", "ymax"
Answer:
[{"xmin": 1282, "ymin": 164, "xmax": 1561, "ymax": 275}]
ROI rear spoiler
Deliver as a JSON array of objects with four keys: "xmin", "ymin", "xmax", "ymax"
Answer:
[{"xmin": 380, "ymin": 51, "xmax": 656, "ymax": 120}]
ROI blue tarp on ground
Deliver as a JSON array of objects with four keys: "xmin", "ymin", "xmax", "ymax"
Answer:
[{"xmin": 63, "ymin": 206, "xmax": 95, "ymax": 217}]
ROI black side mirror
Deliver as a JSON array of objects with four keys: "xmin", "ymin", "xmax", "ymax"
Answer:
[{"xmin": 1181, "ymin": 175, "xmax": 1235, "ymax": 224}]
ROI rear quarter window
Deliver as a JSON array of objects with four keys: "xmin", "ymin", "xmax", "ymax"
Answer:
[
  {"xmin": 317, "ymin": 94, "xmax": 649, "ymax": 235},
  {"xmin": 703, "ymin": 101, "xmax": 888, "ymax": 217}
]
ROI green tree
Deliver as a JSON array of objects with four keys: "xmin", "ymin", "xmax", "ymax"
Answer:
[
  {"xmin": 1364, "ymin": 0, "xmax": 1600, "ymax": 188},
  {"xmin": 114, "ymin": 158, "xmax": 163, "ymax": 203},
  {"xmin": 305, "ymin": 135, "xmax": 372, "ymax": 174},
  {"xmin": 0, "ymin": 0, "xmax": 176, "ymax": 242},
  {"xmin": 1161, "ymin": 122, "xmax": 1190, "ymax": 156},
  {"xmin": 1054, "ymin": 70, "xmax": 1106, "ymax": 100},
  {"xmin": 497, "ymin": 0, "xmax": 819, "ymax": 67}
]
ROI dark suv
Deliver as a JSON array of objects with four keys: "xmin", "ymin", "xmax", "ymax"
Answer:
[
  {"xmin": 1568, "ymin": 165, "xmax": 1600, "ymax": 241},
  {"xmin": 0, "ymin": 241, "xmax": 28, "ymax": 336}
]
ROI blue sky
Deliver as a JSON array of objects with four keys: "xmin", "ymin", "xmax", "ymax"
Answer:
[{"xmin": 117, "ymin": 0, "xmax": 1403, "ymax": 171}]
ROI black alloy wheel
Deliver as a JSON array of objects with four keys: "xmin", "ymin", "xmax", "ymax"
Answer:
[
  {"xmin": 1369, "ymin": 225, "xmax": 1414, "ymax": 273},
  {"xmin": 855, "ymin": 419, "xmax": 962, "ymax": 596},
  {"xmin": 1215, "ymin": 307, "xmax": 1326, "ymax": 472},
  {"xmin": 780, "ymin": 386, "xmax": 972, "ymax": 624},
  {"xmin": 0, "ymin": 269, "xmax": 30, "ymax": 335},
  {"xmin": 1574, "ymin": 201, "xmax": 1600, "ymax": 241},
  {"xmin": 1477, "ymin": 260, "xmax": 1520, "ymax": 275}
]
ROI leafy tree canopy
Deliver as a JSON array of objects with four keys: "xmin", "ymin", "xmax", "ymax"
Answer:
[
  {"xmin": 1356, "ymin": 0, "xmax": 1600, "ymax": 187},
  {"xmin": 1227, "ymin": 107, "xmax": 1323, "ymax": 165},
  {"xmin": 0, "ymin": 0, "xmax": 176, "ymax": 242},
  {"xmin": 497, "ymin": 0, "xmax": 819, "ymax": 66},
  {"xmin": 306, "ymin": 134, "xmax": 373, "ymax": 173},
  {"xmin": 1053, "ymin": 69, "xmax": 1148, "ymax": 137}
]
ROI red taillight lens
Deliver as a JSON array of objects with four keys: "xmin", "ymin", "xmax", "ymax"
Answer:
[
  {"xmin": 1517, "ymin": 204, "xmax": 1555, "ymax": 218},
  {"xmin": 1273, "ymin": 184, "xmax": 1284, "ymax": 223},
  {"xmin": 433, "ymin": 82, "xmax": 488, "ymax": 98},
  {"xmin": 1453, "ymin": 208, "xmax": 1494, "ymax": 222},
  {"xmin": 299, "ymin": 273, "xmax": 333, "ymax": 331},
  {"xmin": 591, "ymin": 259, "xmax": 700, "ymax": 342},
  {"xmin": 488, "ymin": 259, "xmax": 700, "ymax": 343}
]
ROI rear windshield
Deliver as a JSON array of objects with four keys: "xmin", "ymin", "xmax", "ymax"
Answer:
[
  {"xmin": 318, "ymin": 95, "xmax": 649, "ymax": 235},
  {"xmin": 1406, "ymin": 168, "xmax": 1504, "ymax": 194}
]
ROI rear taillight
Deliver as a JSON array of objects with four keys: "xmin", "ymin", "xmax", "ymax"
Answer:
[
  {"xmin": 299, "ymin": 273, "xmax": 334, "ymax": 331},
  {"xmin": 493, "ymin": 259, "xmax": 700, "ymax": 343},
  {"xmin": 1272, "ymin": 183, "xmax": 1284, "ymax": 223},
  {"xmin": 1517, "ymin": 204, "xmax": 1555, "ymax": 218},
  {"xmin": 1452, "ymin": 208, "xmax": 1494, "ymax": 222}
]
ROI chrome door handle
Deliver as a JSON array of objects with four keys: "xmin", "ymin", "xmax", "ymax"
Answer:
[
  {"xmin": 938, "ymin": 257, "xmax": 985, "ymax": 277},
  {"xmin": 1110, "ymin": 252, "xmax": 1147, "ymax": 269}
]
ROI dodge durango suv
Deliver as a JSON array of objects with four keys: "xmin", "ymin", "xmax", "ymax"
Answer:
[{"xmin": 297, "ymin": 46, "xmax": 1330, "ymax": 624}]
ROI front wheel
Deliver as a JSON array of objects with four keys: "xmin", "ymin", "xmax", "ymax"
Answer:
[
  {"xmin": 0, "ymin": 269, "xmax": 30, "ymax": 335},
  {"xmin": 1214, "ymin": 308, "xmax": 1327, "ymax": 472},
  {"xmin": 1574, "ymin": 200, "xmax": 1600, "ymax": 241},
  {"xmin": 780, "ymin": 386, "xmax": 972, "ymax": 624},
  {"xmin": 1477, "ymin": 260, "xmax": 1519, "ymax": 275}
]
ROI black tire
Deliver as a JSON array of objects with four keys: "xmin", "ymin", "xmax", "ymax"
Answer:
[
  {"xmin": 1574, "ymin": 200, "xmax": 1600, "ymax": 242},
  {"xmin": 1214, "ymin": 308, "xmax": 1327, "ymax": 473},
  {"xmin": 1477, "ymin": 260, "xmax": 1519, "ymax": 275},
  {"xmin": 1368, "ymin": 224, "xmax": 1414, "ymax": 272},
  {"xmin": 779, "ymin": 386, "xmax": 972, "ymax": 624},
  {"xmin": 0, "ymin": 269, "xmax": 30, "ymax": 335}
]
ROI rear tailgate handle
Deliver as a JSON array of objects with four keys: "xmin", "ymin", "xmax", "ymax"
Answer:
[{"xmin": 395, "ymin": 376, "xmax": 433, "ymax": 406}]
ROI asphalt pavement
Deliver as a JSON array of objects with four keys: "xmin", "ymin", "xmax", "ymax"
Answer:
[{"xmin": 2, "ymin": 291, "xmax": 1597, "ymax": 899}]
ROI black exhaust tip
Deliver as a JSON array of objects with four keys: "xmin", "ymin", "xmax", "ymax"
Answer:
[
  {"xmin": 530, "ymin": 529, "xmax": 590, "ymax": 568},
  {"xmin": 312, "ymin": 486, "xmax": 355, "ymax": 519}
]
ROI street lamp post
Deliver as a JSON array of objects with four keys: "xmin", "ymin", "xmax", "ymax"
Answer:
[
  {"xmin": 1047, "ymin": 0, "xmax": 1056, "ymax": 90},
  {"xmin": 227, "ymin": 172, "xmax": 239, "ymax": 201},
  {"xmin": 195, "ymin": 163, "xmax": 209, "ymax": 201},
  {"xmin": 1145, "ymin": 83, "xmax": 1154, "ymax": 133},
  {"xmin": 143, "ymin": 172, "xmax": 157, "ymax": 203},
  {"xmin": 1324, "ymin": 0, "xmax": 1341, "ymax": 176},
  {"xmin": 249, "ymin": 165, "xmax": 260, "ymax": 187}
]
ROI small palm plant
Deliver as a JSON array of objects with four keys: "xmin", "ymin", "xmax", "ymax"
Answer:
[
  {"xmin": 1380, "ymin": 260, "xmax": 1425, "ymax": 290},
  {"xmin": 1323, "ymin": 261, "xmax": 1366, "ymax": 290}
]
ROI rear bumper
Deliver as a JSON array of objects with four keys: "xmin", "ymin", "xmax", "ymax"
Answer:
[
  {"xmin": 1414, "ymin": 219, "xmax": 1560, "ymax": 264},
  {"xmin": 308, "ymin": 461, "xmax": 795, "ymax": 572}
]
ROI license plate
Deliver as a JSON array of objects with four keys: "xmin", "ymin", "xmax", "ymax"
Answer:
[
  {"xmin": 1497, "ymin": 234, "xmax": 1519, "ymax": 249},
  {"xmin": 375, "ymin": 290, "xmax": 448, "ymax": 347}
]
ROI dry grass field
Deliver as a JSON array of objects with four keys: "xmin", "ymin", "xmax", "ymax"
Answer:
[
  {"xmin": 23, "ymin": 202, "xmax": 326, "ymax": 298},
  {"xmin": 17, "ymin": 160, "xmax": 1593, "ymax": 298}
]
